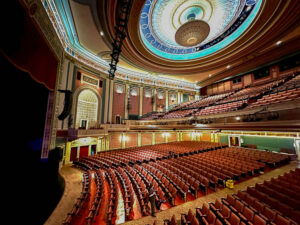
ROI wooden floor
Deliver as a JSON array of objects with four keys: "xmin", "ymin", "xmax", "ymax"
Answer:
[
  {"xmin": 44, "ymin": 165, "xmax": 83, "ymax": 225},
  {"xmin": 45, "ymin": 161, "xmax": 299, "ymax": 225}
]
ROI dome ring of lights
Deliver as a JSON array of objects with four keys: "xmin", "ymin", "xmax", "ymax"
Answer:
[{"xmin": 139, "ymin": 0, "xmax": 262, "ymax": 61}]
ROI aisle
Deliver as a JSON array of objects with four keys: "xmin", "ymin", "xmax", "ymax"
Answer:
[
  {"xmin": 131, "ymin": 190, "xmax": 142, "ymax": 220},
  {"xmin": 115, "ymin": 183, "xmax": 125, "ymax": 224}
]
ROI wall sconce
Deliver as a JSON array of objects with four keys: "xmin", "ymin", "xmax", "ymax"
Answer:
[
  {"xmin": 162, "ymin": 132, "xmax": 170, "ymax": 137},
  {"xmin": 120, "ymin": 134, "xmax": 129, "ymax": 142}
]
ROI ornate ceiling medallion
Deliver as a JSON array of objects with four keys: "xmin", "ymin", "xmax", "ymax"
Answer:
[{"xmin": 139, "ymin": 0, "xmax": 261, "ymax": 60}]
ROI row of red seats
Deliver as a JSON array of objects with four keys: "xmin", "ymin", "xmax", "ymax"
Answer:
[
  {"xmin": 247, "ymin": 87, "xmax": 300, "ymax": 108},
  {"xmin": 187, "ymin": 93, "xmax": 232, "ymax": 109},
  {"xmin": 276, "ymin": 74, "xmax": 300, "ymax": 92},
  {"xmin": 194, "ymin": 100, "xmax": 246, "ymax": 116},
  {"xmin": 141, "ymin": 163, "xmax": 177, "ymax": 204},
  {"xmin": 140, "ymin": 112, "xmax": 165, "ymax": 120},
  {"xmin": 86, "ymin": 170, "xmax": 104, "ymax": 225},
  {"xmin": 134, "ymin": 164, "xmax": 168, "ymax": 204},
  {"xmin": 115, "ymin": 167, "xmax": 134, "ymax": 220},
  {"xmin": 216, "ymin": 147, "xmax": 289, "ymax": 166},
  {"xmin": 63, "ymin": 171, "xmax": 91, "ymax": 225},
  {"xmin": 106, "ymin": 169, "xmax": 119, "ymax": 225},
  {"xmin": 153, "ymin": 160, "xmax": 207, "ymax": 199},
  {"xmin": 164, "ymin": 175, "xmax": 299, "ymax": 225},
  {"xmin": 159, "ymin": 109, "xmax": 195, "ymax": 119},
  {"xmin": 75, "ymin": 141, "xmax": 227, "ymax": 168},
  {"xmin": 169, "ymin": 159, "xmax": 221, "ymax": 190},
  {"xmin": 124, "ymin": 165, "xmax": 149, "ymax": 216}
]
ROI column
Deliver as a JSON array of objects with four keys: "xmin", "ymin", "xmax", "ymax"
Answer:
[
  {"xmin": 139, "ymin": 86, "xmax": 143, "ymax": 116},
  {"xmin": 64, "ymin": 141, "xmax": 72, "ymax": 164},
  {"xmin": 137, "ymin": 133, "xmax": 142, "ymax": 146},
  {"xmin": 96, "ymin": 138, "xmax": 102, "ymax": 152},
  {"xmin": 177, "ymin": 92, "xmax": 180, "ymax": 104},
  {"xmin": 165, "ymin": 89, "xmax": 169, "ymax": 112},
  {"xmin": 105, "ymin": 136, "xmax": 110, "ymax": 151},
  {"xmin": 88, "ymin": 145, "xmax": 92, "ymax": 156},
  {"xmin": 124, "ymin": 83, "xmax": 129, "ymax": 119},
  {"xmin": 152, "ymin": 89, "xmax": 157, "ymax": 111},
  {"xmin": 76, "ymin": 146, "xmax": 80, "ymax": 158},
  {"xmin": 103, "ymin": 78, "xmax": 110, "ymax": 123},
  {"xmin": 108, "ymin": 79, "xmax": 114, "ymax": 123},
  {"xmin": 152, "ymin": 132, "xmax": 155, "ymax": 145}
]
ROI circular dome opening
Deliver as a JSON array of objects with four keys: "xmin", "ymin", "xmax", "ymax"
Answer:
[{"xmin": 187, "ymin": 13, "xmax": 196, "ymax": 21}]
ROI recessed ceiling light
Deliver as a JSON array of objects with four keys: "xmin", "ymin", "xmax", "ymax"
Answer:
[
  {"xmin": 276, "ymin": 40, "xmax": 282, "ymax": 45},
  {"xmin": 100, "ymin": 31, "xmax": 104, "ymax": 36},
  {"xmin": 246, "ymin": 6, "xmax": 252, "ymax": 11}
]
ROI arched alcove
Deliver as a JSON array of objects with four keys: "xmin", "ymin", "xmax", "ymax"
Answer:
[{"xmin": 75, "ymin": 89, "xmax": 99, "ymax": 129}]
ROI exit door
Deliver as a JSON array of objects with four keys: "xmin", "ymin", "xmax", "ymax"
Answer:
[{"xmin": 230, "ymin": 136, "xmax": 240, "ymax": 147}]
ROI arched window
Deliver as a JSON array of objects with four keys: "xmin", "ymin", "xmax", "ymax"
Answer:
[{"xmin": 76, "ymin": 89, "xmax": 98, "ymax": 129}]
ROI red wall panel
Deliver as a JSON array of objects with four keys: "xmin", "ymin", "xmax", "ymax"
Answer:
[
  {"xmin": 127, "ymin": 133, "xmax": 138, "ymax": 148},
  {"xmin": 168, "ymin": 133, "xmax": 177, "ymax": 142},
  {"xmin": 110, "ymin": 133, "xmax": 122, "ymax": 149},
  {"xmin": 129, "ymin": 93, "xmax": 139, "ymax": 115},
  {"xmin": 142, "ymin": 133, "xmax": 152, "ymax": 146},
  {"xmin": 143, "ymin": 91, "xmax": 153, "ymax": 115},
  {"xmin": 155, "ymin": 133, "xmax": 165, "ymax": 144},
  {"xmin": 113, "ymin": 84, "xmax": 125, "ymax": 121},
  {"xmin": 182, "ymin": 133, "xmax": 191, "ymax": 141}
]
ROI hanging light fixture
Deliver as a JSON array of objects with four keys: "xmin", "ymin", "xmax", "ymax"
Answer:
[{"xmin": 175, "ymin": 13, "xmax": 210, "ymax": 47}]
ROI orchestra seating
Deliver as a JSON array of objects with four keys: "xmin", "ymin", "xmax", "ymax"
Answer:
[
  {"xmin": 164, "ymin": 168, "xmax": 300, "ymax": 225},
  {"xmin": 68, "ymin": 142, "xmax": 292, "ymax": 224}
]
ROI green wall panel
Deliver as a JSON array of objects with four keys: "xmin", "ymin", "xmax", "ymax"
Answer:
[
  {"xmin": 220, "ymin": 135, "xmax": 229, "ymax": 144},
  {"xmin": 241, "ymin": 136, "xmax": 294, "ymax": 152},
  {"xmin": 183, "ymin": 93, "xmax": 189, "ymax": 102}
]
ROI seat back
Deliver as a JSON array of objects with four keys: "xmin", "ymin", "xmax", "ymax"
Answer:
[
  {"xmin": 253, "ymin": 214, "xmax": 267, "ymax": 225},
  {"xmin": 229, "ymin": 212, "xmax": 241, "ymax": 225},
  {"xmin": 243, "ymin": 206, "xmax": 255, "ymax": 221},
  {"xmin": 275, "ymin": 214, "xmax": 291, "ymax": 225}
]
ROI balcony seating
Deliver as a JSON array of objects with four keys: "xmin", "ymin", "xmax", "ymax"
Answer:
[
  {"xmin": 247, "ymin": 87, "xmax": 300, "ymax": 108},
  {"xmin": 159, "ymin": 109, "xmax": 196, "ymax": 119},
  {"xmin": 195, "ymin": 100, "xmax": 247, "ymax": 116}
]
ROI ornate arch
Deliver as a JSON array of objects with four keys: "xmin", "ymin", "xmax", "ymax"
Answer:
[{"xmin": 72, "ymin": 86, "xmax": 102, "ymax": 128}]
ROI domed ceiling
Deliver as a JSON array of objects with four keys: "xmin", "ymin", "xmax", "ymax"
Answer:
[
  {"xmin": 139, "ymin": 0, "xmax": 261, "ymax": 60},
  {"xmin": 44, "ymin": 0, "xmax": 300, "ymax": 86}
]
